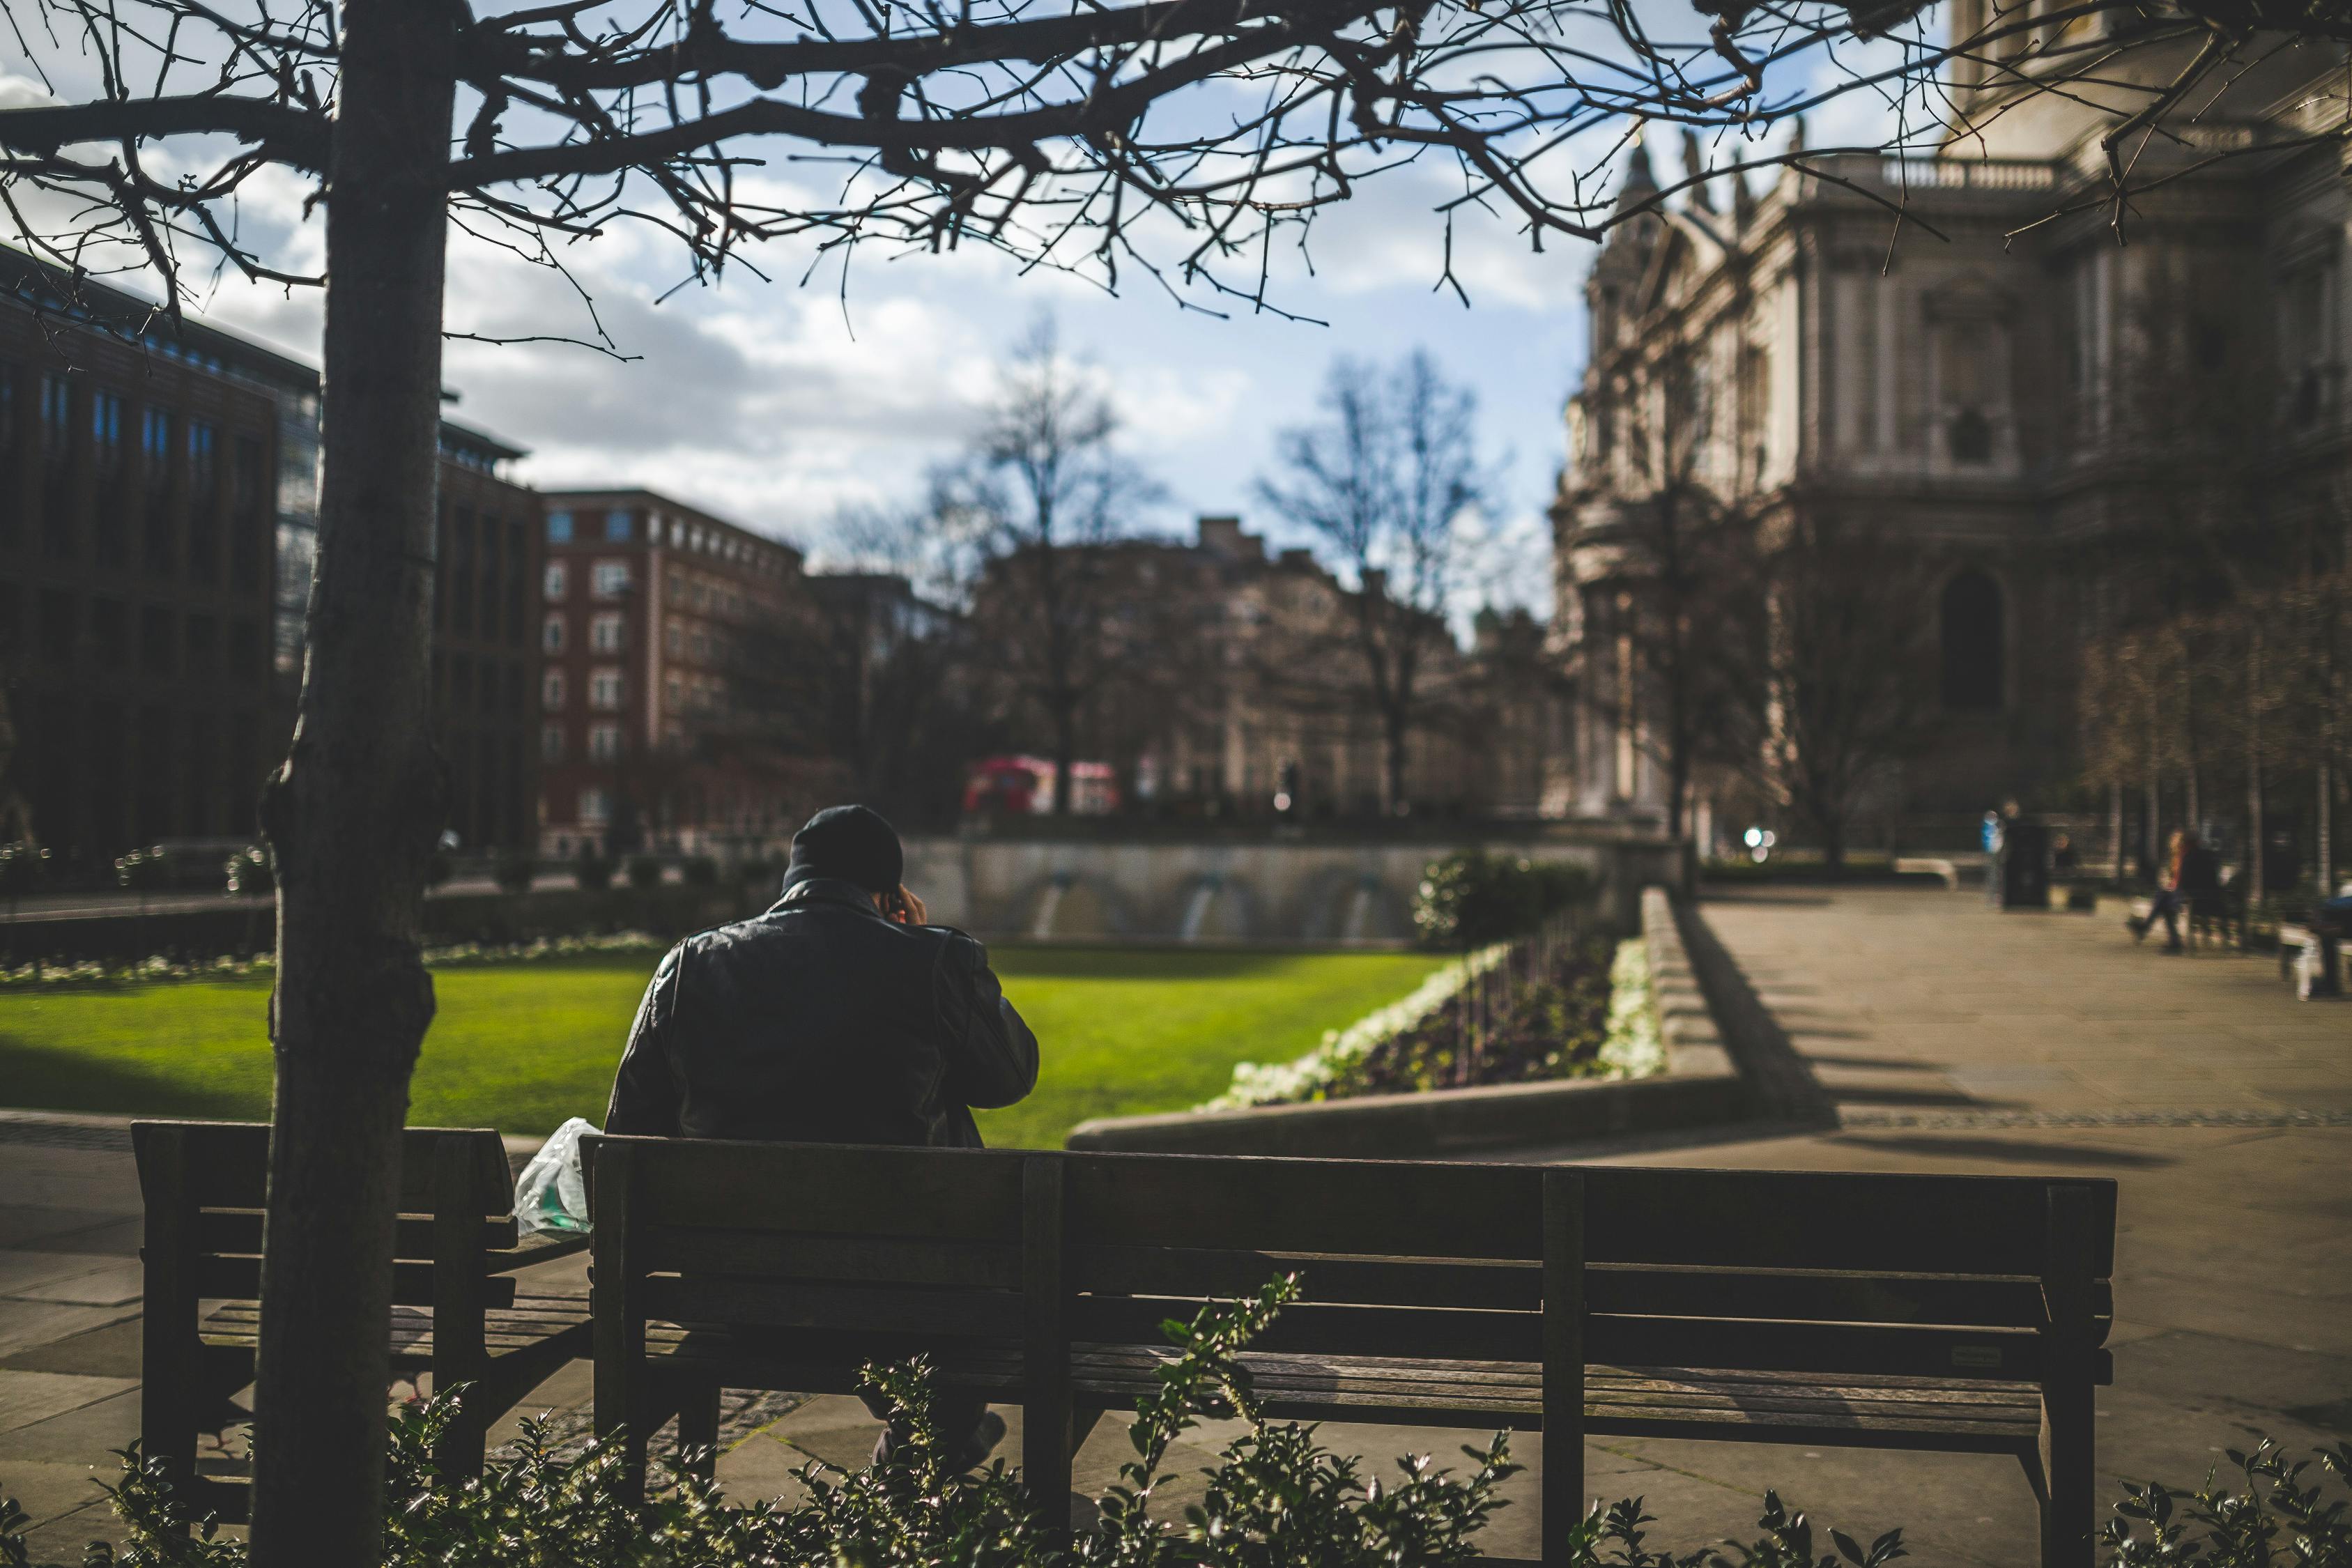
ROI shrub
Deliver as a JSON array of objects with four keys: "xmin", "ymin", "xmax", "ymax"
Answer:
[
  {"xmin": 222, "ymin": 848, "xmax": 274, "ymax": 898},
  {"xmin": 492, "ymin": 854, "xmax": 537, "ymax": 895},
  {"xmin": 2103, "ymin": 1438, "xmax": 2352, "ymax": 1566},
  {"xmin": 574, "ymin": 853, "xmax": 615, "ymax": 891},
  {"xmin": 627, "ymin": 855, "xmax": 666, "ymax": 890},
  {"xmin": 1414, "ymin": 852, "xmax": 1594, "ymax": 948},
  {"xmin": 681, "ymin": 856, "xmax": 719, "ymax": 887},
  {"xmin": 424, "ymin": 851, "xmax": 456, "ymax": 891}
]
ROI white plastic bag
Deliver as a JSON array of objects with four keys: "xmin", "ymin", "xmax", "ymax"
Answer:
[{"xmin": 514, "ymin": 1117, "xmax": 597, "ymax": 1236}]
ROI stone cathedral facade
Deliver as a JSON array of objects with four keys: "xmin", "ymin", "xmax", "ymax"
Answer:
[{"xmin": 1550, "ymin": 20, "xmax": 2351, "ymax": 852}]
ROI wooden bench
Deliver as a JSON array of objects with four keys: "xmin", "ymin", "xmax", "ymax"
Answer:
[
  {"xmin": 134, "ymin": 1120, "xmax": 592, "ymax": 1518},
  {"xmin": 585, "ymin": 1137, "xmax": 2116, "ymax": 1567}
]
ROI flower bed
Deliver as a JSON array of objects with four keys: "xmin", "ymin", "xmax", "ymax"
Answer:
[
  {"xmin": 1206, "ymin": 930, "xmax": 1661, "ymax": 1111},
  {"xmin": 0, "ymin": 931, "xmax": 669, "ymax": 991}
]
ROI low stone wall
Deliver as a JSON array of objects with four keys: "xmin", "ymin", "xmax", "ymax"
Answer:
[
  {"xmin": 903, "ymin": 832, "xmax": 1681, "ymax": 945},
  {"xmin": 1065, "ymin": 885, "xmax": 1751, "ymax": 1156}
]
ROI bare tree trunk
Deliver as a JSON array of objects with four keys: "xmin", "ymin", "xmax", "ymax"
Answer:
[
  {"xmin": 1383, "ymin": 709, "xmax": 1409, "ymax": 817},
  {"xmin": 2109, "ymin": 781, "xmax": 2125, "ymax": 884},
  {"xmin": 249, "ymin": 3, "xmax": 453, "ymax": 1561},
  {"xmin": 2321, "ymin": 762, "xmax": 2335, "ymax": 896},
  {"xmin": 2245, "ymin": 630, "xmax": 2264, "ymax": 925},
  {"xmin": 1051, "ymin": 696, "xmax": 1077, "ymax": 815}
]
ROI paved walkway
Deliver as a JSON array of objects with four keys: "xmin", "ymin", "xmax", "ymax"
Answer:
[{"xmin": 1, "ymin": 886, "xmax": 2345, "ymax": 1562}]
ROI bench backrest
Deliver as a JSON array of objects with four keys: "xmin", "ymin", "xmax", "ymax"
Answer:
[
  {"xmin": 585, "ymin": 1137, "xmax": 2114, "ymax": 1387},
  {"xmin": 131, "ymin": 1120, "xmax": 519, "ymax": 1307}
]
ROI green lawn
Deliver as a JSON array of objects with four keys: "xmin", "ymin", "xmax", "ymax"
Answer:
[{"xmin": 0, "ymin": 946, "xmax": 1446, "ymax": 1148}]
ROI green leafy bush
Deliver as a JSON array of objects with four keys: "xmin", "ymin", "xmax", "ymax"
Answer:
[
  {"xmin": 627, "ymin": 855, "xmax": 665, "ymax": 890},
  {"xmin": 40, "ymin": 1285, "xmax": 2350, "ymax": 1568},
  {"xmin": 222, "ymin": 848, "xmax": 273, "ymax": 898},
  {"xmin": 2104, "ymin": 1438, "xmax": 2352, "ymax": 1566},
  {"xmin": 682, "ymin": 856, "xmax": 719, "ymax": 888},
  {"xmin": 574, "ymin": 852, "xmax": 615, "ymax": 891},
  {"xmin": 1413, "ymin": 853, "xmax": 1594, "ymax": 948},
  {"xmin": 493, "ymin": 854, "xmax": 538, "ymax": 895}
]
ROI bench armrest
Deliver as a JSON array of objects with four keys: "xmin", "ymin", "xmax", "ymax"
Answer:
[{"xmin": 484, "ymin": 1230, "xmax": 592, "ymax": 1273}]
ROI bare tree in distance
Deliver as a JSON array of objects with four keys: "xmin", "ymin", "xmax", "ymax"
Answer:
[
  {"xmin": 945, "ymin": 321, "xmax": 1162, "ymax": 815},
  {"xmin": 1258, "ymin": 350, "xmax": 1487, "ymax": 815},
  {"xmin": 1569, "ymin": 352, "xmax": 1755, "ymax": 843},
  {"xmin": 1726, "ymin": 517, "xmax": 1941, "ymax": 870},
  {"xmin": 7, "ymin": 0, "xmax": 2351, "ymax": 1553}
]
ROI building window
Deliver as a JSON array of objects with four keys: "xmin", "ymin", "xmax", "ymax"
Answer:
[
  {"xmin": 91, "ymin": 390, "xmax": 125, "ymax": 470},
  {"xmin": 544, "ymin": 562, "xmax": 568, "ymax": 600},
  {"xmin": 542, "ymin": 668, "xmax": 566, "ymax": 710},
  {"xmin": 187, "ymin": 420, "xmax": 217, "ymax": 489},
  {"xmin": 590, "ymin": 668, "xmax": 624, "ymax": 709},
  {"xmin": 541, "ymin": 722, "xmax": 564, "ymax": 762},
  {"xmin": 39, "ymin": 374, "xmax": 69, "ymax": 455},
  {"xmin": 1939, "ymin": 570, "xmax": 2004, "ymax": 711},
  {"xmin": 543, "ymin": 613, "xmax": 566, "ymax": 653},
  {"xmin": 579, "ymin": 787, "xmax": 610, "ymax": 824},
  {"xmin": 590, "ymin": 612, "xmax": 626, "ymax": 653},
  {"xmin": 589, "ymin": 723, "xmax": 623, "ymax": 761},
  {"xmin": 666, "ymin": 672, "xmax": 684, "ymax": 711},
  {"xmin": 141, "ymin": 407, "xmax": 172, "ymax": 469},
  {"xmin": 547, "ymin": 510, "xmax": 574, "ymax": 544},
  {"xmin": 592, "ymin": 560, "xmax": 631, "ymax": 598},
  {"xmin": 605, "ymin": 509, "xmax": 633, "ymax": 542},
  {"xmin": 666, "ymin": 621, "xmax": 684, "ymax": 656}
]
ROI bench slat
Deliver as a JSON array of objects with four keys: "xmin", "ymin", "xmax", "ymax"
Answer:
[
  {"xmin": 199, "ymin": 1298, "xmax": 587, "ymax": 1362},
  {"xmin": 631, "ymin": 1323, "xmax": 2044, "ymax": 1448},
  {"xmin": 1064, "ymin": 1155, "xmax": 2114, "ymax": 1278},
  {"xmin": 1071, "ymin": 1245, "xmax": 2107, "ymax": 1330},
  {"xmin": 195, "ymin": 1256, "xmax": 520, "ymax": 1311},
  {"xmin": 643, "ymin": 1229, "xmax": 1020, "ymax": 1289},
  {"xmin": 134, "ymin": 1121, "xmax": 512, "ymax": 1215},
  {"xmin": 620, "ymin": 1139, "xmax": 1025, "ymax": 1241},
  {"xmin": 642, "ymin": 1275, "xmax": 1024, "ymax": 1339},
  {"xmin": 196, "ymin": 1210, "xmax": 522, "ymax": 1259}
]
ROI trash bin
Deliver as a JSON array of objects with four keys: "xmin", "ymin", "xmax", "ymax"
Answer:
[{"xmin": 1999, "ymin": 821, "xmax": 2052, "ymax": 909}]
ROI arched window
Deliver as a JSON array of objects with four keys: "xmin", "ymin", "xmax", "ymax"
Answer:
[{"xmin": 1940, "ymin": 570, "xmax": 2004, "ymax": 711}]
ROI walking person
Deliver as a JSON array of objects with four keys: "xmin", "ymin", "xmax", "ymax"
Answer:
[
  {"xmin": 2130, "ymin": 828, "xmax": 2195, "ymax": 953},
  {"xmin": 605, "ymin": 804, "xmax": 1040, "ymax": 1469}
]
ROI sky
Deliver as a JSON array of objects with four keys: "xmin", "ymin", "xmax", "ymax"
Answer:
[
  {"xmin": 151, "ymin": 154, "xmax": 1591, "ymax": 617},
  {"xmin": 0, "ymin": 0, "xmax": 1919, "ymax": 627}
]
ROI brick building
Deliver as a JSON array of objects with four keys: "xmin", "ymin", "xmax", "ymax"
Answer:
[
  {"xmin": 0, "ymin": 245, "xmax": 544, "ymax": 873},
  {"xmin": 0, "ymin": 254, "xmax": 291, "ymax": 875},
  {"xmin": 964, "ymin": 514, "xmax": 1556, "ymax": 820},
  {"xmin": 537, "ymin": 489, "xmax": 831, "ymax": 857}
]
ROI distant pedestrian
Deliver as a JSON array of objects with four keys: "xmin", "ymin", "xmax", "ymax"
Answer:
[
  {"xmin": 1981, "ymin": 809, "xmax": 2004, "ymax": 905},
  {"xmin": 2130, "ymin": 829, "xmax": 2196, "ymax": 953}
]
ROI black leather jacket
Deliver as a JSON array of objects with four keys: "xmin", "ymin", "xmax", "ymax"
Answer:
[{"xmin": 603, "ymin": 877, "xmax": 1040, "ymax": 1148}]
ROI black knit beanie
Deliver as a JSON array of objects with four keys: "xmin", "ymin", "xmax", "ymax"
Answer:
[{"xmin": 784, "ymin": 804, "xmax": 904, "ymax": 896}]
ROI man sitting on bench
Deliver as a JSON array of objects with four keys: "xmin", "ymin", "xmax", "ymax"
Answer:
[{"xmin": 604, "ymin": 803, "xmax": 1041, "ymax": 1469}]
